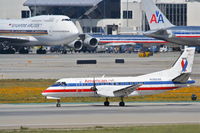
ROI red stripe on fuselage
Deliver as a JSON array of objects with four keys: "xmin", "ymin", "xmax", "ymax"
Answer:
[
  {"xmin": 42, "ymin": 87, "xmax": 178, "ymax": 93},
  {"xmin": 137, "ymin": 87, "xmax": 178, "ymax": 90},
  {"xmin": 99, "ymin": 41, "xmax": 167, "ymax": 44},
  {"xmin": 176, "ymin": 36, "xmax": 200, "ymax": 38},
  {"xmin": 43, "ymin": 89, "xmax": 94, "ymax": 93}
]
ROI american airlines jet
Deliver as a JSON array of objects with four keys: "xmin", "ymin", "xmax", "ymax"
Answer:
[
  {"xmin": 142, "ymin": 0, "xmax": 200, "ymax": 46},
  {"xmin": 0, "ymin": 15, "xmax": 82, "ymax": 54},
  {"xmin": 42, "ymin": 47, "xmax": 195, "ymax": 107}
]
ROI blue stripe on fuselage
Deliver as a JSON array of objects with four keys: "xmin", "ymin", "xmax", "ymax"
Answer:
[{"xmin": 51, "ymin": 80, "xmax": 195, "ymax": 87}]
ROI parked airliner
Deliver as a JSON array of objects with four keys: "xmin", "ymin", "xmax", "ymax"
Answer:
[
  {"xmin": 42, "ymin": 47, "xmax": 195, "ymax": 107},
  {"xmin": 90, "ymin": 34, "xmax": 167, "ymax": 46},
  {"xmin": 0, "ymin": 15, "xmax": 81, "ymax": 54},
  {"xmin": 142, "ymin": 0, "xmax": 200, "ymax": 46}
]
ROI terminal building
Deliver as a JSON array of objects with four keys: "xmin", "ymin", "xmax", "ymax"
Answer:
[{"xmin": 0, "ymin": 0, "xmax": 200, "ymax": 35}]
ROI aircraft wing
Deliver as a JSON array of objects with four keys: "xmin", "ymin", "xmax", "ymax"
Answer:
[
  {"xmin": 96, "ymin": 84, "xmax": 141, "ymax": 97},
  {"xmin": 0, "ymin": 36, "xmax": 37, "ymax": 43},
  {"xmin": 113, "ymin": 84, "xmax": 141, "ymax": 97}
]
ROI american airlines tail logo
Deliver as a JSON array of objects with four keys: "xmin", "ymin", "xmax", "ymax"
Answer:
[
  {"xmin": 150, "ymin": 11, "xmax": 164, "ymax": 24},
  {"xmin": 181, "ymin": 58, "xmax": 188, "ymax": 72}
]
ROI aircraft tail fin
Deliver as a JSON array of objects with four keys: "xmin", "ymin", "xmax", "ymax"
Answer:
[
  {"xmin": 171, "ymin": 47, "xmax": 195, "ymax": 74},
  {"xmin": 141, "ymin": 47, "xmax": 195, "ymax": 83},
  {"xmin": 141, "ymin": 0, "xmax": 174, "ymax": 30},
  {"xmin": 167, "ymin": 47, "xmax": 195, "ymax": 82}
]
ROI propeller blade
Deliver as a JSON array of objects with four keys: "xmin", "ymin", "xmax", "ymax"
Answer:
[{"xmin": 91, "ymin": 77, "xmax": 97, "ymax": 91}]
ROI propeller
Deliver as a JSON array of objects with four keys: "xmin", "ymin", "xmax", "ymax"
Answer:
[{"xmin": 90, "ymin": 77, "xmax": 97, "ymax": 91}]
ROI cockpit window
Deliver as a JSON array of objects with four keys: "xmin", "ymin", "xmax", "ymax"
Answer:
[
  {"xmin": 53, "ymin": 82, "xmax": 66, "ymax": 86},
  {"xmin": 62, "ymin": 19, "xmax": 71, "ymax": 21}
]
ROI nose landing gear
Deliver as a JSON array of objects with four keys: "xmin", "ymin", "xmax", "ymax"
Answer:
[{"xmin": 56, "ymin": 99, "xmax": 61, "ymax": 107}]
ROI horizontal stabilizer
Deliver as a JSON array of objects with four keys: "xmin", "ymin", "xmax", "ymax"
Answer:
[
  {"xmin": 172, "ymin": 73, "xmax": 191, "ymax": 83},
  {"xmin": 113, "ymin": 84, "xmax": 141, "ymax": 97}
]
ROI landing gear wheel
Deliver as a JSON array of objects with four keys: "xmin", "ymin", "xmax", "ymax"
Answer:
[
  {"xmin": 119, "ymin": 102, "xmax": 125, "ymax": 107},
  {"xmin": 2, "ymin": 48, "xmax": 16, "ymax": 54},
  {"xmin": 56, "ymin": 103, "xmax": 61, "ymax": 107},
  {"xmin": 56, "ymin": 99, "xmax": 61, "ymax": 107},
  {"xmin": 119, "ymin": 97, "xmax": 125, "ymax": 106},
  {"xmin": 36, "ymin": 48, "xmax": 46, "ymax": 54},
  {"xmin": 19, "ymin": 47, "xmax": 29, "ymax": 54},
  {"xmin": 104, "ymin": 97, "xmax": 110, "ymax": 106},
  {"xmin": 61, "ymin": 49, "xmax": 67, "ymax": 54},
  {"xmin": 104, "ymin": 101, "xmax": 110, "ymax": 106}
]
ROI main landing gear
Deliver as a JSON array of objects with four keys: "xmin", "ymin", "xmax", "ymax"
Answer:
[
  {"xmin": 19, "ymin": 47, "xmax": 29, "ymax": 54},
  {"xmin": 104, "ymin": 97, "xmax": 110, "ymax": 106},
  {"xmin": 36, "ymin": 47, "xmax": 47, "ymax": 54},
  {"xmin": 119, "ymin": 97, "xmax": 125, "ymax": 107},
  {"xmin": 103, "ymin": 97, "xmax": 125, "ymax": 107},
  {"xmin": 56, "ymin": 99, "xmax": 61, "ymax": 107},
  {"xmin": 0, "ymin": 47, "xmax": 16, "ymax": 54}
]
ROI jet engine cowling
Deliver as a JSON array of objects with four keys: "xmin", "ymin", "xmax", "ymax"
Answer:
[
  {"xmin": 67, "ymin": 40, "xmax": 83, "ymax": 51},
  {"xmin": 83, "ymin": 37, "xmax": 99, "ymax": 49}
]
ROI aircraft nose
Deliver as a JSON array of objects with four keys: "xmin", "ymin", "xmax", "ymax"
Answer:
[{"xmin": 41, "ymin": 89, "xmax": 48, "ymax": 96}]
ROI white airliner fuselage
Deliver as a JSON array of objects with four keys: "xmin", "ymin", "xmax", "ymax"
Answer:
[
  {"xmin": 42, "ymin": 48, "xmax": 196, "ymax": 107},
  {"xmin": 0, "ymin": 15, "xmax": 80, "ymax": 53}
]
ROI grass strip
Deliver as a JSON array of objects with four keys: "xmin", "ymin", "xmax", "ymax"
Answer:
[{"xmin": 0, "ymin": 124, "xmax": 200, "ymax": 133}]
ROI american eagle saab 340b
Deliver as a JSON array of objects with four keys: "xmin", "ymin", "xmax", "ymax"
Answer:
[
  {"xmin": 0, "ymin": 15, "xmax": 80, "ymax": 54},
  {"xmin": 42, "ymin": 47, "xmax": 195, "ymax": 107}
]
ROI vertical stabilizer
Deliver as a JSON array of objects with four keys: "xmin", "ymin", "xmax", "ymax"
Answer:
[
  {"xmin": 142, "ymin": 0, "xmax": 174, "ymax": 30},
  {"xmin": 141, "ymin": 47, "xmax": 195, "ymax": 82},
  {"xmin": 171, "ymin": 47, "xmax": 195, "ymax": 75}
]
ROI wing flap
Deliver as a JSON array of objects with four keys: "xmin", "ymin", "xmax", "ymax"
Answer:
[{"xmin": 113, "ymin": 84, "xmax": 141, "ymax": 97}]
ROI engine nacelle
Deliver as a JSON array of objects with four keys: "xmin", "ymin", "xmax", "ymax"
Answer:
[
  {"xmin": 67, "ymin": 40, "xmax": 83, "ymax": 50},
  {"xmin": 83, "ymin": 37, "xmax": 99, "ymax": 49}
]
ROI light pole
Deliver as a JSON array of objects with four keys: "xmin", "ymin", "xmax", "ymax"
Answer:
[{"xmin": 126, "ymin": 0, "xmax": 129, "ymax": 27}]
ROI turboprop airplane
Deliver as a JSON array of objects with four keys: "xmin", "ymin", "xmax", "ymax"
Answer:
[
  {"xmin": 42, "ymin": 47, "xmax": 195, "ymax": 107},
  {"xmin": 142, "ymin": 0, "xmax": 200, "ymax": 46},
  {"xmin": 0, "ymin": 15, "xmax": 81, "ymax": 54}
]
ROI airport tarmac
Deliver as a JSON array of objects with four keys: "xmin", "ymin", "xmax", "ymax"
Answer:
[
  {"xmin": 0, "ymin": 52, "xmax": 200, "ymax": 83},
  {"xmin": 0, "ymin": 102, "xmax": 200, "ymax": 129},
  {"xmin": 0, "ymin": 53, "xmax": 200, "ymax": 129}
]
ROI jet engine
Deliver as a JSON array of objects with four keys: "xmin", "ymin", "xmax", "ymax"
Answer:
[
  {"xmin": 83, "ymin": 37, "xmax": 99, "ymax": 49},
  {"xmin": 67, "ymin": 40, "xmax": 83, "ymax": 50}
]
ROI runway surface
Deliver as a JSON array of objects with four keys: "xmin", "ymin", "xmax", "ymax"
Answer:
[{"xmin": 0, "ymin": 102, "xmax": 200, "ymax": 129}]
